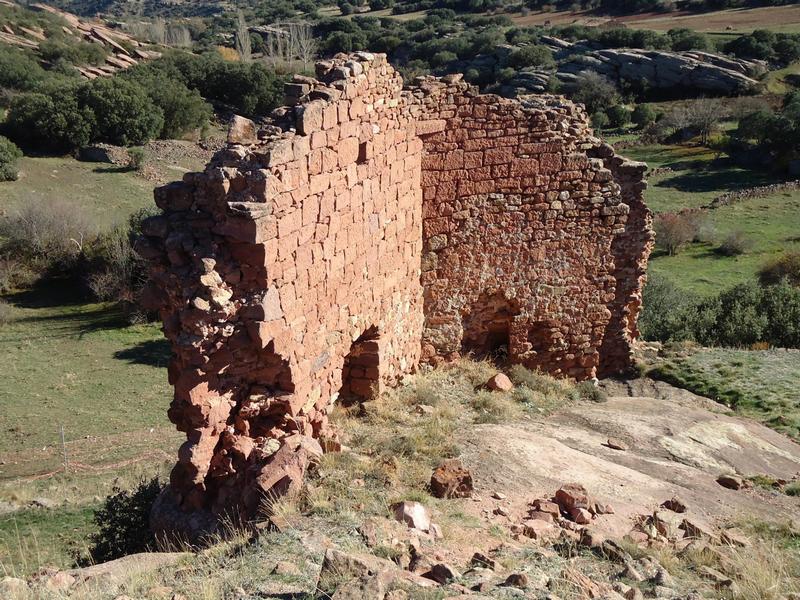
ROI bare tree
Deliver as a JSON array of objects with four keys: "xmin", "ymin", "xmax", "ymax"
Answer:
[
  {"xmin": 293, "ymin": 22, "xmax": 317, "ymax": 71},
  {"xmin": 235, "ymin": 10, "xmax": 252, "ymax": 63}
]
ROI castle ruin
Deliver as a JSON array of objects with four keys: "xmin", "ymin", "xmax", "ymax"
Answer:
[{"xmin": 138, "ymin": 52, "xmax": 653, "ymax": 536}]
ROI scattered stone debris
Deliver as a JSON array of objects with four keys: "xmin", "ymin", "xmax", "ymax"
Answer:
[{"xmin": 430, "ymin": 458, "xmax": 473, "ymax": 499}]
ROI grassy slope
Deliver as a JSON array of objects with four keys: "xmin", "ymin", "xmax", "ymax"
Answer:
[
  {"xmin": 620, "ymin": 144, "xmax": 800, "ymax": 295},
  {"xmin": 0, "ymin": 157, "xmax": 155, "ymax": 228},
  {"xmin": 650, "ymin": 346, "xmax": 800, "ymax": 441}
]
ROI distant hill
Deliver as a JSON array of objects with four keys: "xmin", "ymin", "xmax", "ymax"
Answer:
[{"xmin": 28, "ymin": 0, "xmax": 228, "ymax": 18}]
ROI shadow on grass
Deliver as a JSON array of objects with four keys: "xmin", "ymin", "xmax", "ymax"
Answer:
[
  {"xmin": 5, "ymin": 279, "xmax": 87, "ymax": 309},
  {"xmin": 655, "ymin": 165, "xmax": 778, "ymax": 195},
  {"xmin": 113, "ymin": 339, "xmax": 171, "ymax": 368},
  {"xmin": 92, "ymin": 166, "xmax": 133, "ymax": 174}
]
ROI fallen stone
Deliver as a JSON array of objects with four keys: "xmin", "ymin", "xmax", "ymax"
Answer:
[
  {"xmin": 67, "ymin": 552, "xmax": 192, "ymax": 586},
  {"xmin": 680, "ymin": 518, "xmax": 718, "ymax": 542},
  {"xmin": 470, "ymin": 552, "xmax": 497, "ymax": 570},
  {"xmin": 716, "ymin": 474, "xmax": 744, "ymax": 490},
  {"xmin": 721, "ymin": 528, "xmax": 750, "ymax": 547},
  {"xmin": 0, "ymin": 577, "xmax": 28, "ymax": 596},
  {"xmin": 491, "ymin": 491, "xmax": 507, "ymax": 500},
  {"xmin": 272, "ymin": 560, "xmax": 301, "ymax": 576},
  {"xmin": 42, "ymin": 571, "xmax": 75, "ymax": 592},
  {"xmin": 430, "ymin": 459, "xmax": 473, "ymax": 498},
  {"xmin": 606, "ymin": 437, "xmax": 628, "ymax": 451},
  {"xmin": 427, "ymin": 562, "xmax": 460, "ymax": 584},
  {"xmin": 392, "ymin": 501, "xmax": 431, "ymax": 532},
  {"xmin": 532, "ymin": 499, "xmax": 561, "ymax": 518},
  {"xmin": 494, "ymin": 506, "xmax": 510, "ymax": 517},
  {"xmin": 698, "ymin": 565, "xmax": 734, "ymax": 589},
  {"xmin": 660, "ymin": 497, "xmax": 687, "ymax": 513},
  {"xmin": 227, "ymin": 115, "xmax": 257, "ymax": 145},
  {"xmin": 521, "ymin": 518, "xmax": 557, "ymax": 540},
  {"xmin": 569, "ymin": 507, "xmax": 592, "ymax": 524},
  {"xmin": 555, "ymin": 483, "xmax": 590, "ymax": 512},
  {"xmin": 503, "ymin": 572, "xmax": 529, "ymax": 588},
  {"xmin": 486, "ymin": 373, "xmax": 513, "ymax": 392},
  {"xmin": 331, "ymin": 573, "xmax": 386, "ymax": 599}
]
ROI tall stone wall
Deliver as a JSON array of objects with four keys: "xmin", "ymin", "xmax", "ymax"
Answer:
[
  {"xmin": 138, "ymin": 52, "xmax": 652, "ymax": 537},
  {"xmin": 410, "ymin": 76, "xmax": 650, "ymax": 379}
]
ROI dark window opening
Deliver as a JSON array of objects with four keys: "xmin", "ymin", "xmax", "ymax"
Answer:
[
  {"xmin": 357, "ymin": 141, "xmax": 368, "ymax": 164},
  {"xmin": 461, "ymin": 293, "xmax": 521, "ymax": 363}
]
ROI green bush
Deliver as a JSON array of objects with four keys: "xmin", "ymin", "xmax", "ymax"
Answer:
[
  {"xmin": 0, "ymin": 46, "xmax": 48, "ymax": 91},
  {"xmin": 606, "ymin": 105, "xmax": 631, "ymax": 128},
  {"xmin": 87, "ymin": 478, "xmax": 163, "ymax": 564},
  {"xmin": 5, "ymin": 87, "xmax": 94, "ymax": 152},
  {"xmin": 0, "ymin": 135, "xmax": 22, "ymax": 182},
  {"xmin": 80, "ymin": 78, "xmax": 164, "ymax": 147},
  {"xmin": 639, "ymin": 274, "xmax": 699, "ymax": 343},
  {"xmin": 505, "ymin": 44, "xmax": 554, "ymax": 69},
  {"xmin": 632, "ymin": 104, "xmax": 657, "ymax": 129},
  {"xmin": 575, "ymin": 381, "xmax": 607, "ymax": 403},
  {"xmin": 591, "ymin": 111, "xmax": 610, "ymax": 130}
]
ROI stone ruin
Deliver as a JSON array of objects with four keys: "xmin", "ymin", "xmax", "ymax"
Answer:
[{"xmin": 137, "ymin": 52, "xmax": 653, "ymax": 537}]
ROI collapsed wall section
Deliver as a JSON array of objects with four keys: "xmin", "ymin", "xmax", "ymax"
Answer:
[
  {"xmin": 411, "ymin": 75, "xmax": 649, "ymax": 379},
  {"xmin": 138, "ymin": 53, "xmax": 424, "ymax": 536}
]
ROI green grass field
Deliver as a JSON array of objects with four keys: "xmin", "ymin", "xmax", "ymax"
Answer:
[
  {"xmin": 0, "ymin": 157, "xmax": 156, "ymax": 228},
  {"xmin": 620, "ymin": 143, "xmax": 799, "ymax": 295}
]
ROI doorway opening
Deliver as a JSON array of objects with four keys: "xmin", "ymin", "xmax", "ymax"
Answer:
[
  {"xmin": 339, "ymin": 326, "xmax": 380, "ymax": 404},
  {"xmin": 461, "ymin": 292, "xmax": 521, "ymax": 362}
]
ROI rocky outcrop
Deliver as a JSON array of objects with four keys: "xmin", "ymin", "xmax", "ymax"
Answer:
[
  {"xmin": 140, "ymin": 52, "xmax": 652, "ymax": 539},
  {"xmin": 556, "ymin": 47, "xmax": 761, "ymax": 95}
]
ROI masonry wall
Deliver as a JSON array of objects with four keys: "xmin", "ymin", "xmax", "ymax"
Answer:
[
  {"xmin": 139, "ymin": 53, "xmax": 652, "ymax": 536},
  {"xmin": 411, "ymin": 77, "xmax": 641, "ymax": 379}
]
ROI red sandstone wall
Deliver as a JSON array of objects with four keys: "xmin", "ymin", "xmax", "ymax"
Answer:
[
  {"xmin": 140, "ymin": 53, "xmax": 424, "ymax": 533},
  {"xmin": 139, "ymin": 54, "xmax": 652, "ymax": 536},
  {"xmin": 411, "ymin": 76, "xmax": 640, "ymax": 379}
]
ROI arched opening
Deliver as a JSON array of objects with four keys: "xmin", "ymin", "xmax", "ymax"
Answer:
[
  {"xmin": 461, "ymin": 292, "xmax": 521, "ymax": 362},
  {"xmin": 339, "ymin": 326, "xmax": 380, "ymax": 404}
]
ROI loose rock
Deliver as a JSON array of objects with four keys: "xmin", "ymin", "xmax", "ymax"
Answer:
[{"xmin": 430, "ymin": 459, "xmax": 473, "ymax": 499}]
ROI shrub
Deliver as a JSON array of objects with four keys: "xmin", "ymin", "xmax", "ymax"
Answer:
[
  {"xmin": 654, "ymin": 211, "xmax": 703, "ymax": 256},
  {"xmin": 716, "ymin": 231, "xmax": 751, "ymax": 256},
  {"xmin": 632, "ymin": 104, "xmax": 657, "ymax": 128},
  {"xmin": 80, "ymin": 78, "xmax": 164, "ymax": 147},
  {"xmin": 0, "ymin": 201, "xmax": 93, "ymax": 279},
  {"xmin": 759, "ymin": 252, "xmax": 800, "ymax": 287},
  {"xmin": 607, "ymin": 105, "xmax": 631, "ymax": 128},
  {"xmin": 0, "ymin": 46, "xmax": 47, "ymax": 91},
  {"xmin": 0, "ymin": 136, "xmax": 22, "ymax": 182},
  {"xmin": 575, "ymin": 381, "xmax": 607, "ymax": 403},
  {"xmin": 127, "ymin": 148, "xmax": 145, "ymax": 171},
  {"xmin": 591, "ymin": 111, "xmax": 610, "ymax": 130},
  {"xmin": 695, "ymin": 283, "xmax": 769, "ymax": 348},
  {"xmin": 570, "ymin": 71, "xmax": 619, "ymax": 115},
  {"xmin": 639, "ymin": 274, "xmax": 699, "ymax": 343},
  {"xmin": 87, "ymin": 478, "xmax": 163, "ymax": 564},
  {"xmin": 506, "ymin": 44, "xmax": 554, "ymax": 69}
]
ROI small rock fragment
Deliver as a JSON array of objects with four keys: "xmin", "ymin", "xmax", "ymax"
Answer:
[
  {"xmin": 470, "ymin": 552, "xmax": 497, "ymax": 570},
  {"xmin": 716, "ymin": 474, "xmax": 744, "ymax": 490},
  {"xmin": 569, "ymin": 507, "xmax": 592, "ymax": 524},
  {"xmin": 427, "ymin": 562, "xmax": 460, "ymax": 584},
  {"xmin": 486, "ymin": 373, "xmax": 513, "ymax": 392},
  {"xmin": 392, "ymin": 501, "xmax": 431, "ymax": 532},
  {"xmin": 606, "ymin": 437, "xmax": 628, "ymax": 451},
  {"xmin": 503, "ymin": 572, "xmax": 529, "ymax": 588},
  {"xmin": 660, "ymin": 497, "xmax": 687, "ymax": 513}
]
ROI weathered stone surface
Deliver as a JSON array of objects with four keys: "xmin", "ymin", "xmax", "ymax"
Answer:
[
  {"xmin": 392, "ymin": 501, "xmax": 431, "ymax": 532},
  {"xmin": 142, "ymin": 52, "xmax": 652, "ymax": 538},
  {"xmin": 430, "ymin": 459, "xmax": 473, "ymax": 498},
  {"xmin": 227, "ymin": 115, "xmax": 257, "ymax": 145},
  {"xmin": 486, "ymin": 373, "xmax": 513, "ymax": 392}
]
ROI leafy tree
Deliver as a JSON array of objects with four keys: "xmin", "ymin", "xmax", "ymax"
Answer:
[
  {"xmin": 80, "ymin": 78, "xmax": 164, "ymax": 146},
  {"xmin": 0, "ymin": 46, "xmax": 47, "ymax": 91},
  {"xmin": 591, "ymin": 111, "xmax": 610, "ymax": 130},
  {"xmin": 5, "ymin": 87, "xmax": 94, "ymax": 152},
  {"xmin": 0, "ymin": 136, "xmax": 22, "ymax": 182},
  {"xmin": 571, "ymin": 72, "xmax": 619, "ymax": 115}
]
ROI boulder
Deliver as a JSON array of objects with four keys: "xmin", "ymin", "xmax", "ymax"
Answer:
[
  {"xmin": 716, "ymin": 474, "xmax": 744, "ymax": 490},
  {"xmin": 430, "ymin": 459, "xmax": 473, "ymax": 498},
  {"xmin": 486, "ymin": 373, "xmax": 513, "ymax": 392},
  {"xmin": 392, "ymin": 501, "xmax": 431, "ymax": 532},
  {"xmin": 555, "ymin": 483, "xmax": 590, "ymax": 512},
  {"xmin": 227, "ymin": 115, "xmax": 257, "ymax": 145}
]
